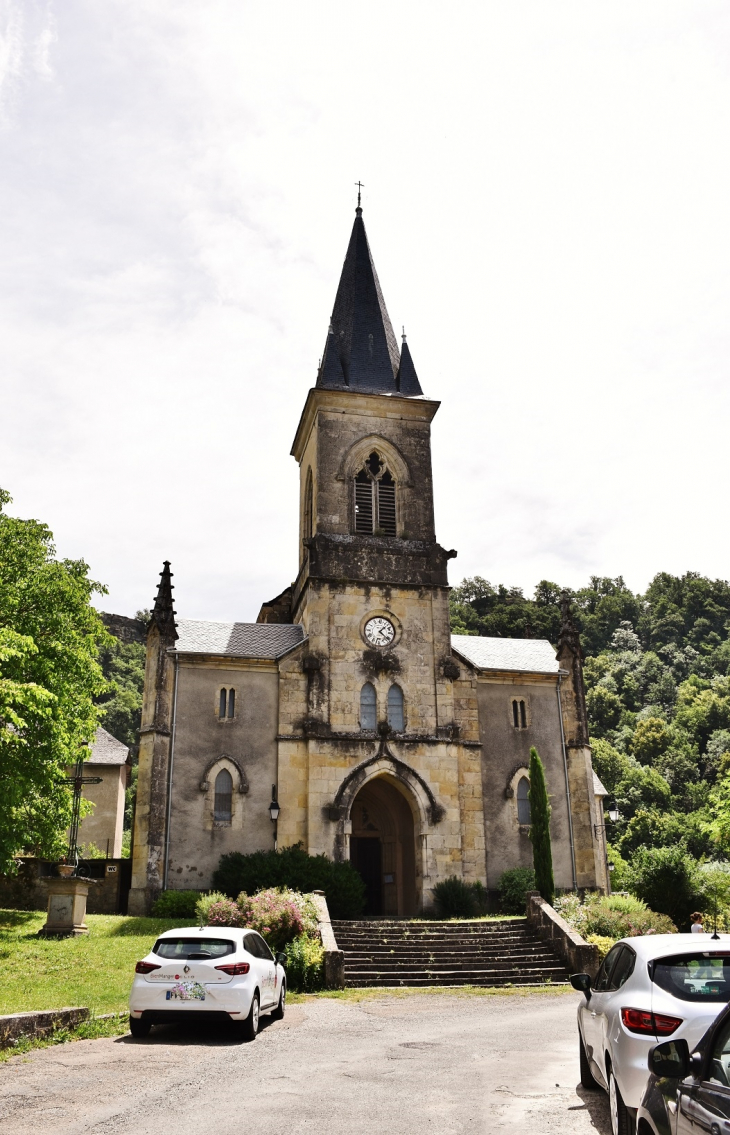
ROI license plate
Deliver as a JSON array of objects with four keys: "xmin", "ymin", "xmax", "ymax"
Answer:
[{"xmin": 166, "ymin": 981, "xmax": 206, "ymax": 1002}]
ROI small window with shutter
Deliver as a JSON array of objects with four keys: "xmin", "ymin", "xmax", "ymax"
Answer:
[
  {"xmin": 511, "ymin": 698, "xmax": 528, "ymax": 729},
  {"xmin": 517, "ymin": 777, "xmax": 531, "ymax": 825}
]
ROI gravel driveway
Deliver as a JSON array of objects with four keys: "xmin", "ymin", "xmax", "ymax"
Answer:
[{"xmin": 0, "ymin": 991, "xmax": 610, "ymax": 1134}]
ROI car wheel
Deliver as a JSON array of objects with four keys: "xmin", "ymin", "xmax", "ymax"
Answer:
[
  {"xmin": 608, "ymin": 1068, "xmax": 631, "ymax": 1135},
  {"xmin": 241, "ymin": 992, "xmax": 260, "ymax": 1041},
  {"xmin": 271, "ymin": 980, "xmax": 286, "ymax": 1021},
  {"xmin": 579, "ymin": 1031, "xmax": 599, "ymax": 1090},
  {"xmin": 129, "ymin": 1016, "xmax": 151, "ymax": 1039}
]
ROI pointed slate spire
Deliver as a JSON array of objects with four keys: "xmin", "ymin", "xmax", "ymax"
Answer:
[
  {"xmin": 150, "ymin": 561, "xmax": 178, "ymax": 641},
  {"xmin": 317, "ymin": 205, "xmax": 408, "ymax": 395},
  {"xmin": 395, "ymin": 330, "xmax": 423, "ymax": 396}
]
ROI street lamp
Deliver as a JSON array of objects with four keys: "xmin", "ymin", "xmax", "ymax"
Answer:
[
  {"xmin": 594, "ymin": 801, "xmax": 621, "ymax": 837},
  {"xmin": 268, "ymin": 785, "xmax": 280, "ymax": 823}
]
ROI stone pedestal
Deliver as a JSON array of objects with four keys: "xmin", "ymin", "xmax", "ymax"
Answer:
[{"xmin": 39, "ymin": 877, "xmax": 98, "ymax": 937}]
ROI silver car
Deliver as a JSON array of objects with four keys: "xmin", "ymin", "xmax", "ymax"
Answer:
[{"xmin": 572, "ymin": 934, "xmax": 730, "ymax": 1135}]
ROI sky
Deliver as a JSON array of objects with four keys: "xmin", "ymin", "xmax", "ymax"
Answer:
[{"xmin": 2, "ymin": 1, "xmax": 729, "ymax": 623}]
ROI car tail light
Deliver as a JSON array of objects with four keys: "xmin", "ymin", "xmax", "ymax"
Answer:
[
  {"xmin": 135, "ymin": 961, "xmax": 161, "ymax": 974},
  {"xmin": 654, "ymin": 1013, "xmax": 683, "ymax": 1036},
  {"xmin": 621, "ymin": 1007, "xmax": 682, "ymax": 1036},
  {"xmin": 215, "ymin": 962, "xmax": 250, "ymax": 976}
]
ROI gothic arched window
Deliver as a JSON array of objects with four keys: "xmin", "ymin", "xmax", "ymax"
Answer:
[
  {"xmin": 354, "ymin": 451, "xmax": 396, "ymax": 537},
  {"xmin": 219, "ymin": 688, "xmax": 235, "ymax": 719},
  {"xmin": 214, "ymin": 768, "xmax": 233, "ymax": 822},
  {"xmin": 511, "ymin": 698, "xmax": 528, "ymax": 729},
  {"xmin": 387, "ymin": 684, "xmax": 404, "ymax": 731},
  {"xmin": 517, "ymin": 776, "xmax": 531, "ymax": 825},
  {"xmin": 360, "ymin": 682, "xmax": 377, "ymax": 730}
]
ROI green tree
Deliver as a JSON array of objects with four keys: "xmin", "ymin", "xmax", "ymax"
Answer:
[
  {"xmin": 625, "ymin": 844, "xmax": 707, "ymax": 928},
  {"xmin": 528, "ymin": 747, "xmax": 554, "ymax": 906},
  {"xmin": 0, "ymin": 489, "xmax": 108, "ymax": 871}
]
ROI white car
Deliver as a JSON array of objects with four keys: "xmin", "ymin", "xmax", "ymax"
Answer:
[
  {"xmin": 129, "ymin": 926, "xmax": 287, "ymax": 1040},
  {"xmin": 572, "ymin": 934, "xmax": 730, "ymax": 1135}
]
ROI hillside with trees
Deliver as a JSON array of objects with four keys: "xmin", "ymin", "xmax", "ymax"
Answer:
[{"xmin": 450, "ymin": 573, "xmax": 730, "ymax": 893}]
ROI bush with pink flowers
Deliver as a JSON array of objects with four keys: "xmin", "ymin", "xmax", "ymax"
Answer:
[
  {"xmin": 236, "ymin": 888, "xmax": 315, "ymax": 952},
  {"xmin": 195, "ymin": 891, "xmax": 243, "ymax": 927}
]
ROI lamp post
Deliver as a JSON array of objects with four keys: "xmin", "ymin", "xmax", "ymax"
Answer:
[{"xmin": 269, "ymin": 784, "xmax": 280, "ymax": 851}]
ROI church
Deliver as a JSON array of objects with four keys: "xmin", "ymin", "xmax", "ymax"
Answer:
[{"xmin": 128, "ymin": 203, "xmax": 608, "ymax": 917}]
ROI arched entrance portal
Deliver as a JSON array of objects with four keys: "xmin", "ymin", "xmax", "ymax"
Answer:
[{"xmin": 350, "ymin": 777, "xmax": 417, "ymax": 916}]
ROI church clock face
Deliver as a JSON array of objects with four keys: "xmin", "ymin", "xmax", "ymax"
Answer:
[{"xmin": 363, "ymin": 616, "xmax": 396, "ymax": 648}]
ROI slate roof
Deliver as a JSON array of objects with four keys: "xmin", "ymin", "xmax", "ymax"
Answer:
[
  {"xmin": 88, "ymin": 726, "xmax": 129, "ymax": 766},
  {"xmin": 317, "ymin": 208, "xmax": 423, "ymax": 397},
  {"xmin": 175, "ymin": 619, "xmax": 305, "ymax": 659},
  {"xmin": 451, "ymin": 635, "xmax": 560, "ymax": 675},
  {"xmin": 593, "ymin": 773, "xmax": 609, "ymax": 797}
]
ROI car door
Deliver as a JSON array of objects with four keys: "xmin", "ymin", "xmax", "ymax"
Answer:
[
  {"xmin": 582, "ymin": 946, "xmax": 626, "ymax": 1075},
  {"xmin": 677, "ymin": 1015, "xmax": 730, "ymax": 1135},
  {"xmin": 246, "ymin": 933, "xmax": 276, "ymax": 1007},
  {"xmin": 243, "ymin": 933, "xmax": 267, "ymax": 1002},
  {"xmin": 254, "ymin": 934, "xmax": 277, "ymax": 1007}
]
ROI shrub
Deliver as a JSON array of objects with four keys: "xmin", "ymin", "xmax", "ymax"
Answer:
[
  {"xmin": 498, "ymin": 867, "xmax": 536, "ymax": 914},
  {"xmin": 236, "ymin": 888, "xmax": 307, "ymax": 952},
  {"xmin": 625, "ymin": 844, "xmax": 706, "ymax": 928},
  {"xmin": 284, "ymin": 933, "xmax": 325, "ymax": 992},
  {"xmin": 212, "ymin": 843, "xmax": 365, "ymax": 919},
  {"xmin": 151, "ymin": 890, "xmax": 200, "ymax": 918},
  {"xmin": 432, "ymin": 876, "xmax": 479, "ymax": 918},
  {"xmin": 195, "ymin": 892, "xmax": 242, "ymax": 927},
  {"xmin": 585, "ymin": 934, "xmax": 615, "ymax": 961},
  {"xmin": 556, "ymin": 890, "xmax": 676, "ymax": 940}
]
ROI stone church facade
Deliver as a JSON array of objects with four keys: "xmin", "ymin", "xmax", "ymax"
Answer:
[{"xmin": 128, "ymin": 205, "xmax": 607, "ymax": 917}]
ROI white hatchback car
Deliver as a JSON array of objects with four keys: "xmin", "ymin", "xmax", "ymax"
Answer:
[
  {"xmin": 129, "ymin": 926, "xmax": 287, "ymax": 1040},
  {"xmin": 572, "ymin": 934, "xmax": 730, "ymax": 1135}
]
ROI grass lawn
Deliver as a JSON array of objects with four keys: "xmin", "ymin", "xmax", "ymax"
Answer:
[{"xmin": 0, "ymin": 909, "xmax": 193, "ymax": 1015}]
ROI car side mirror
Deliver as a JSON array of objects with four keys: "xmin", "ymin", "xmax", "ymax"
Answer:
[
  {"xmin": 570, "ymin": 973, "xmax": 592, "ymax": 999},
  {"xmin": 276, "ymin": 952, "xmax": 287, "ymax": 967},
  {"xmin": 650, "ymin": 1039, "xmax": 690, "ymax": 1080}
]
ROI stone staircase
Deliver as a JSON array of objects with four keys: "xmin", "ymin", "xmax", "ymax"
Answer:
[{"xmin": 331, "ymin": 917, "xmax": 570, "ymax": 988}]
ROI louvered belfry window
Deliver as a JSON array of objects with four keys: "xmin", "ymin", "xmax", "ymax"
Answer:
[{"xmin": 353, "ymin": 451, "xmax": 396, "ymax": 537}]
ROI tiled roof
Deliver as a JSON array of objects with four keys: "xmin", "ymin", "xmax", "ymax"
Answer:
[
  {"xmin": 593, "ymin": 773, "xmax": 609, "ymax": 797},
  {"xmin": 175, "ymin": 619, "xmax": 305, "ymax": 659},
  {"xmin": 88, "ymin": 726, "xmax": 129, "ymax": 765},
  {"xmin": 451, "ymin": 635, "xmax": 559, "ymax": 675}
]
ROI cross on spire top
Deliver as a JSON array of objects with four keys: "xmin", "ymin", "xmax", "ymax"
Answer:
[{"xmin": 355, "ymin": 180, "xmax": 364, "ymax": 210}]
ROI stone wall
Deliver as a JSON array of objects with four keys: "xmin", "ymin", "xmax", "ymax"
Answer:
[
  {"xmin": 0, "ymin": 858, "xmax": 131, "ymax": 914},
  {"xmin": 525, "ymin": 891, "xmax": 600, "ymax": 978}
]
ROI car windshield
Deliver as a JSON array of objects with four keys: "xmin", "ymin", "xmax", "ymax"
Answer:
[
  {"xmin": 152, "ymin": 937, "xmax": 236, "ymax": 960},
  {"xmin": 652, "ymin": 952, "xmax": 730, "ymax": 1002}
]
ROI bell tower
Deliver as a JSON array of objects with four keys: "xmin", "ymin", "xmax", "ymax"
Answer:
[{"xmin": 290, "ymin": 203, "xmax": 454, "ymax": 633}]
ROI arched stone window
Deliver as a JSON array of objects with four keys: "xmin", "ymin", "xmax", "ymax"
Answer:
[
  {"xmin": 360, "ymin": 682, "xmax": 377, "ymax": 730},
  {"xmin": 511, "ymin": 698, "xmax": 528, "ymax": 729},
  {"xmin": 517, "ymin": 776, "xmax": 531, "ymax": 825},
  {"xmin": 219, "ymin": 688, "xmax": 235, "ymax": 719},
  {"xmin": 214, "ymin": 768, "xmax": 233, "ymax": 822},
  {"xmin": 303, "ymin": 468, "xmax": 313, "ymax": 542},
  {"xmin": 387, "ymin": 684, "xmax": 404, "ymax": 731},
  {"xmin": 354, "ymin": 451, "xmax": 396, "ymax": 537}
]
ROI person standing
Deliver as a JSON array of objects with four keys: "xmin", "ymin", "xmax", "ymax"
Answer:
[{"xmin": 690, "ymin": 911, "xmax": 705, "ymax": 933}]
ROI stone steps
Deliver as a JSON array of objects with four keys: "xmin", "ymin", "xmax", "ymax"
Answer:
[{"xmin": 331, "ymin": 917, "xmax": 569, "ymax": 988}]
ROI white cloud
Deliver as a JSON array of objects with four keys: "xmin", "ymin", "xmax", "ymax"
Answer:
[{"xmin": 2, "ymin": 1, "xmax": 730, "ymax": 620}]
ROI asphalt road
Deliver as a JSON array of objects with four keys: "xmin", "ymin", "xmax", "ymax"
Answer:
[{"xmin": 0, "ymin": 991, "xmax": 610, "ymax": 1134}]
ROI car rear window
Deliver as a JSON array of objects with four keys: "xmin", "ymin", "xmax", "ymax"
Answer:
[
  {"xmin": 652, "ymin": 953, "xmax": 730, "ymax": 1002},
  {"xmin": 152, "ymin": 938, "xmax": 236, "ymax": 960}
]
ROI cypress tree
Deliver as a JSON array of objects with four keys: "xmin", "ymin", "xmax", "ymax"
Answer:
[{"xmin": 528, "ymin": 747, "xmax": 554, "ymax": 906}]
